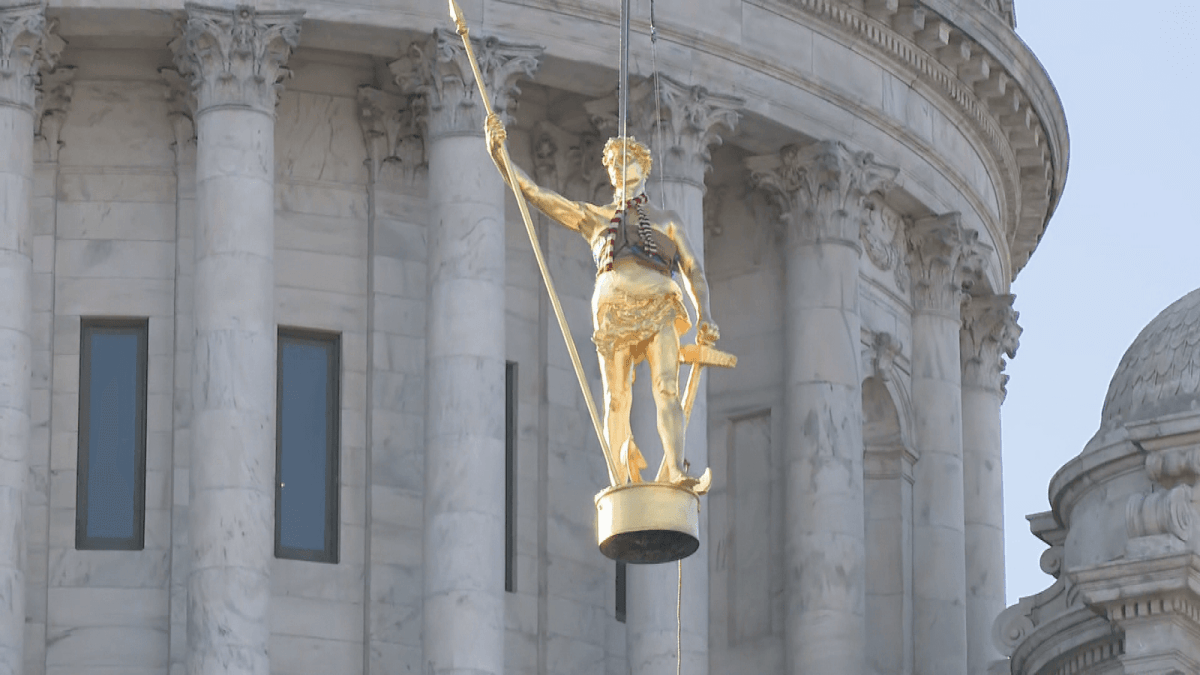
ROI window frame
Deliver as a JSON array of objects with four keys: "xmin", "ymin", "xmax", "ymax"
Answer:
[
  {"xmin": 75, "ymin": 318, "xmax": 149, "ymax": 551},
  {"xmin": 275, "ymin": 328, "xmax": 341, "ymax": 564}
]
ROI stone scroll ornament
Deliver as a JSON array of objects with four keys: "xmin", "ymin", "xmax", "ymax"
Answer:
[
  {"xmin": 0, "ymin": 3, "xmax": 63, "ymax": 111},
  {"xmin": 447, "ymin": 0, "xmax": 736, "ymax": 565}
]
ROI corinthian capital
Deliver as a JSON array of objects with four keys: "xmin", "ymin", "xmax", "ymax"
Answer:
[
  {"xmin": 907, "ymin": 213, "xmax": 987, "ymax": 314},
  {"xmin": 961, "ymin": 293, "xmax": 1020, "ymax": 393},
  {"xmin": 746, "ymin": 140, "xmax": 898, "ymax": 245},
  {"xmin": 171, "ymin": 3, "xmax": 303, "ymax": 116},
  {"xmin": 586, "ymin": 75, "xmax": 741, "ymax": 186},
  {"xmin": 0, "ymin": 3, "xmax": 62, "ymax": 110},
  {"xmin": 394, "ymin": 28, "xmax": 541, "ymax": 140}
]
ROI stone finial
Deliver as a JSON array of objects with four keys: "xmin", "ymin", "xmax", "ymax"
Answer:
[
  {"xmin": 746, "ymin": 140, "xmax": 898, "ymax": 245},
  {"xmin": 907, "ymin": 213, "xmax": 987, "ymax": 314},
  {"xmin": 961, "ymin": 293, "xmax": 1020, "ymax": 394},
  {"xmin": 393, "ymin": 28, "xmax": 541, "ymax": 140},
  {"xmin": 34, "ymin": 63, "xmax": 74, "ymax": 161},
  {"xmin": 0, "ymin": 3, "xmax": 62, "ymax": 111},
  {"xmin": 588, "ymin": 75, "xmax": 742, "ymax": 186},
  {"xmin": 170, "ymin": 3, "xmax": 303, "ymax": 116},
  {"xmin": 357, "ymin": 85, "xmax": 426, "ymax": 184}
]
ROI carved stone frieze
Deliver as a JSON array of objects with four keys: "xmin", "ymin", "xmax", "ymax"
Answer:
[
  {"xmin": 34, "ymin": 64, "xmax": 74, "ymax": 161},
  {"xmin": 907, "ymin": 213, "xmax": 987, "ymax": 314},
  {"xmin": 393, "ymin": 28, "xmax": 541, "ymax": 140},
  {"xmin": 0, "ymin": 3, "xmax": 61, "ymax": 111},
  {"xmin": 862, "ymin": 198, "xmax": 910, "ymax": 293},
  {"xmin": 171, "ymin": 3, "xmax": 303, "ymax": 116},
  {"xmin": 585, "ymin": 75, "xmax": 741, "ymax": 186},
  {"xmin": 357, "ymin": 85, "xmax": 426, "ymax": 185},
  {"xmin": 746, "ymin": 140, "xmax": 898, "ymax": 246},
  {"xmin": 961, "ymin": 293, "xmax": 1020, "ymax": 394}
]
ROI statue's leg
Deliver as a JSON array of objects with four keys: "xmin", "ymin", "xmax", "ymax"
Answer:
[
  {"xmin": 598, "ymin": 347, "xmax": 635, "ymax": 483},
  {"xmin": 646, "ymin": 324, "xmax": 687, "ymax": 483}
]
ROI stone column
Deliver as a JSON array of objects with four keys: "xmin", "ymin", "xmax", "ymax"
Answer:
[
  {"xmin": 960, "ymin": 293, "xmax": 1019, "ymax": 675},
  {"xmin": 749, "ymin": 141, "xmax": 896, "ymax": 675},
  {"xmin": 172, "ymin": 5, "xmax": 301, "ymax": 674},
  {"xmin": 0, "ymin": 6, "xmax": 56, "ymax": 673},
  {"xmin": 907, "ymin": 214, "xmax": 979, "ymax": 675},
  {"xmin": 398, "ymin": 29, "xmax": 539, "ymax": 675},
  {"xmin": 619, "ymin": 76, "xmax": 740, "ymax": 675}
]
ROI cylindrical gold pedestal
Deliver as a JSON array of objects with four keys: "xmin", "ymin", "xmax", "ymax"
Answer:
[{"xmin": 595, "ymin": 483, "xmax": 700, "ymax": 564}]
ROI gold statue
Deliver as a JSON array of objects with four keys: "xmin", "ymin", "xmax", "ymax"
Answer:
[{"xmin": 487, "ymin": 116, "xmax": 718, "ymax": 492}]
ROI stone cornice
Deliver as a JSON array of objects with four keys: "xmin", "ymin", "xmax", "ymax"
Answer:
[
  {"xmin": 393, "ymin": 28, "xmax": 541, "ymax": 140},
  {"xmin": 0, "ymin": 3, "xmax": 61, "ymax": 111},
  {"xmin": 960, "ymin": 292, "xmax": 1020, "ymax": 394},
  {"xmin": 171, "ymin": 3, "xmax": 303, "ymax": 116},
  {"xmin": 761, "ymin": 0, "xmax": 1064, "ymax": 279},
  {"xmin": 746, "ymin": 140, "xmax": 898, "ymax": 247}
]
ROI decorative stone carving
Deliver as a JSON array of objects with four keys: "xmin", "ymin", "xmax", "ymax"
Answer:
[
  {"xmin": 862, "ymin": 197, "xmax": 910, "ymax": 293},
  {"xmin": 170, "ymin": 3, "xmax": 303, "ymax": 115},
  {"xmin": 1126, "ymin": 486, "xmax": 1193, "ymax": 541},
  {"xmin": 961, "ymin": 293, "xmax": 1021, "ymax": 394},
  {"xmin": 394, "ymin": 28, "xmax": 541, "ymax": 139},
  {"xmin": 0, "ymin": 3, "xmax": 61, "ymax": 110},
  {"xmin": 746, "ymin": 140, "xmax": 898, "ymax": 245},
  {"xmin": 870, "ymin": 331, "xmax": 902, "ymax": 383},
  {"xmin": 1146, "ymin": 446, "xmax": 1200, "ymax": 488},
  {"xmin": 587, "ymin": 75, "xmax": 742, "ymax": 186},
  {"xmin": 528, "ymin": 120, "xmax": 607, "ymax": 202},
  {"xmin": 34, "ymin": 64, "xmax": 74, "ymax": 161},
  {"xmin": 357, "ymin": 85, "xmax": 426, "ymax": 184},
  {"xmin": 160, "ymin": 68, "xmax": 196, "ymax": 160},
  {"xmin": 907, "ymin": 213, "xmax": 988, "ymax": 314}
]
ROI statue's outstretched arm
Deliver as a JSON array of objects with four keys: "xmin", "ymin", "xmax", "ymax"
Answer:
[
  {"xmin": 671, "ymin": 217, "xmax": 719, "ymax": 345},
  {"xmin": 485, "ymin": 114, "xmax": 592, "ymax": 234}
]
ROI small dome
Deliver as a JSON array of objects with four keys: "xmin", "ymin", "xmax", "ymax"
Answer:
[{"xmin": 1101, "ymin": 288, "xmax": 1200, "ymax": 426}]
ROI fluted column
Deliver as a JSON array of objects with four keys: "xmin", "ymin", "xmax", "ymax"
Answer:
[
  {"xmin": 172, "ymin": 5, "xmax": 301, "ymax": 673},
  {"xmin": 397, "ymin": 29, "xmax": 540, "ymax": 675},
  {"xmin": 907, "ymin": 214, "xmax": 979, "ymax": 675},
  {"xmin": 617, "ymin": 76, "xmax": 740, "ymax": 675},
  {"xmin": 960, "ymin": 293, "xmax": 1019, "ymax": 675},
  {"xmin": 749, "ymin": 141, "xmax": 896, "ymax": 675},
  {"xmin": 0, "ymin": 6, "xmax": 56, "ymax": 673}
]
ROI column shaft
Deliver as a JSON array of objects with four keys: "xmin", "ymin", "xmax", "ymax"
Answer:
[
  {"xmin": 174, "ymin": 6, "xmax": 301, "ymax": 673},
  {"xmin": 423, "ymin": 134, "xmax": 507, "ymax": 675},
  {"xmin": 188, "ymin": 106, "xmax": 277, "ymax": 675},
  {"xmin": 784, "ymin": 234, "xmax": 866, "ymax": 674},
  {"xmin": 0, "ymin": 92, "xmax": 34, "ymax": 675}
]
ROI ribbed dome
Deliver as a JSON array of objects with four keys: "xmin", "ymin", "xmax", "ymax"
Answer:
[{"xmin": 1101, "ymin": 288, "xmax": 1200, "ymax": 426}]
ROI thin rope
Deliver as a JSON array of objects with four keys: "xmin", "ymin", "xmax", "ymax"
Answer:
[{"xmin": 677, "ymin": 560, "xmax": 683, "ymax": 675}]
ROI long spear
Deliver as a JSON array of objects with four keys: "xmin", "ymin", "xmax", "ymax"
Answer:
[{"xmin": 448, "ymin": 0, "xmax": 620, "ymax": 486}]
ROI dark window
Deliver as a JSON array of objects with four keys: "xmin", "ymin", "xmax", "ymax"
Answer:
[
  {"xmin": 76, "ymin": 319, "xmax": 147, "ymax": 550},
  {"xmin": 616, "ymin": 561, "xmax": 627, "ymax": 622},
  {"xmin": 505, "ymin": 361, "xmax": 517, "ymax": 593},
  {"xmin": 276, "ymin": 330, "xmax": 340, "ymax": 563}
]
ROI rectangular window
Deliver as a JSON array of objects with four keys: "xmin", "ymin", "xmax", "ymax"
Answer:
[
  {"xmin": 76, "ymin": 319, "xmax": 148, "ymax": 550},
  {"xmin": 276, "ymin": 330, "xmax": 340, "ymax": 563},
  {"xmin": 505, "ymin": 361, "xmax": 517, "ymax": 593}
]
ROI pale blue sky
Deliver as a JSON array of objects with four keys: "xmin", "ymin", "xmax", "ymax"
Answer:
[{"xmin": 1003, "ymin": 1, "xmax": 1200, "ymax": 603}]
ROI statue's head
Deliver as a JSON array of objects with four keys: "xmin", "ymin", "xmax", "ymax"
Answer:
[{"xmin": 602, "ymin": 136, "xmax": 653, "ymax": 190}]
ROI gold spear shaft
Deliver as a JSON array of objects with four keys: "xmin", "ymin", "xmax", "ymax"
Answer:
[{"xmin": 448, "ymin": 0, "xmax": 621, "ymax": 486}]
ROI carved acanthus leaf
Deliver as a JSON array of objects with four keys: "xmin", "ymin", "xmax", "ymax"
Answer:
[
  {"xmin": 961, "ymin": 293, "xmax": 1021, "ymax": 393},
  {"xmin": 171, "ymin": 3, "xmax": 303, "ymax": 115},
  {"xmin": 357, "ymin": 85, "xmax": 426, "ymax": 185},
  {"xmin": 0, "ymin": 4, "xmax": 61, "ymax": 110},
  {"xmin": 395, "ymin": 28, "xmax": 541, "ymax": 139},
  {"xmin": 907, "ymin": 213, "xmax": 988, "ymax": 314},
  {"xmin": 747, "ymin": 140, "xmax": 898, "ymax": 245}
]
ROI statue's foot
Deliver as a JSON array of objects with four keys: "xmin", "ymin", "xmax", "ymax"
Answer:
[{"xmin": 660, "ymin": 466, "xmax": 712, "ymax": 495}]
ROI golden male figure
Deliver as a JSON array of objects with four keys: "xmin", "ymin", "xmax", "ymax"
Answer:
[{"xmin": 486, "ymin": 115, "xmax": 717, "ymax": 489}]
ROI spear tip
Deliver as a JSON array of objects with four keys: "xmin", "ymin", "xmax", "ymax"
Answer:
[{"xmin": 448, "ymin": 0, "xmax": 468, "ymax": 36}]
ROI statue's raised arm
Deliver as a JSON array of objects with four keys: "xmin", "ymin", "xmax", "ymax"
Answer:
[{"xmin": 485, "ymin": 114, "xmax": 597, "ymax": 236}]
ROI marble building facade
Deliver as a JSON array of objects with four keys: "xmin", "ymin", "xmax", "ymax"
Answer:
[{"xmin": 0, "ymin": 0, "xmax": 1066, "ymax": 674}]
